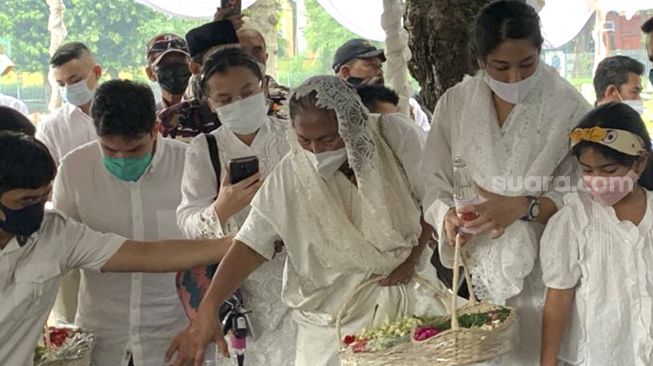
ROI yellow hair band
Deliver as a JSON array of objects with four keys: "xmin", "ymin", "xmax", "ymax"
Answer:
[{"xmin": 570, "ymin": 126, "xmax": 645, "ymax": 156}]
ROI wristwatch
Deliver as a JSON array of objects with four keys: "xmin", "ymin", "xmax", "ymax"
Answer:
[{"xmin": 522, "ymin": 195, "xmax": 540, "ymax": 222}]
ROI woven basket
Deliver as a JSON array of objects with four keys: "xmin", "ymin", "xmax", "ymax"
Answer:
[
  {"xmin": 338, "ymin": 234, "xmax": 518, "ymax": 366},
  {"xmin": 37, "ymin": 356, "xmax": 91, "ymax": 366}
]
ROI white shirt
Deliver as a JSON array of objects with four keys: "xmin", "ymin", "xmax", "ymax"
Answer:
[
  {"xmin": 0, "ymin": 92, "xmax": 29, "ymax": 116},
  {"xmin": 541, "ymin": 191, "xmax": 653, "ymax": 366},
  {"xmin": 176, "ymin": 117, "xmax": 297, "ymax": 366},
  {"xmin": 36, "ymin": 103, "xmax": 96, "ymax": 163},
  {"xmin": 0, "ymin": 211, "xmax": 125, "ymax": 366},
  {"xmin": 53, "ymin": 136, "xmax": 188, "ymax": 366}
]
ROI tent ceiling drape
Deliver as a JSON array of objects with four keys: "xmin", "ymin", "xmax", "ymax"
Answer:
[{"xmin": 136, "ymin": 0, "xmax": 652, "ymax": 48}]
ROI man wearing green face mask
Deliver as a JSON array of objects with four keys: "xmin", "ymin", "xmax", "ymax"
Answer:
[{"xmin": 51, "ymin": 79, "xmax": 194, "ymax": 365}]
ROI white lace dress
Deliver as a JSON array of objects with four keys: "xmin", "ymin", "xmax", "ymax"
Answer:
[
  {"xmin": 235, "ymin": 111, "xmax": 450, "ymax": 366},
  {"xmin": 421, "ymin": 64, "xmax": 592, "ymax": 365},
  {"xmin": 541, "ymin": 191, "xmax": 653, "ymax": 366},
  {"xmin": 176, "ymin": 117, "xmax": 297, "ymax": 365}
]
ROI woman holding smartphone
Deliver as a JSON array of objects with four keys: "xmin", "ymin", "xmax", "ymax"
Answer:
[{"xmin": 176, "ymin": 47, "xmax": 295, "ymax": 365}]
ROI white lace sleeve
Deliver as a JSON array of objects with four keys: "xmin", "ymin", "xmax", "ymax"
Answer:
[
  {"xmin": 421, "ymin": 91, "xmax": 456, "ymax": 262},
  {"xmin": 540, "ymin": 195, "xmax": 583, "ymax": 289},
  {"xmin": 177, "ymin": 134, "xmax": 233, "ymax": 239}
]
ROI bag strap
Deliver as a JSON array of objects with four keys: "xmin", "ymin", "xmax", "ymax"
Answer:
[{"xmin": 205, "ymin": 133, "xmax": 221, "ymax": 186}]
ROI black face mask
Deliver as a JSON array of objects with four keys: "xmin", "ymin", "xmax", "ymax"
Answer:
[
  {"xmin": 346, "ymin": 76, "xmax": 384, "ymax": 87},
  {"xmin": 156, "ymin": 63, "xmax": 192, "ymax": 95},
  {"xmin": 0, "ymin": 201, "xmax": 46, "ymax": 246},
  {"xmin": 346, "ymin": 76, "xmax": 365, "ymax": 86}
]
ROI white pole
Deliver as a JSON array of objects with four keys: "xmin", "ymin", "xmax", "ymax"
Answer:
[
  {"xmin": 381, "ymin": 0, "xmax": 411, "ymax": 115},
  {"xmin": 46, "ymin": 0, "xmax": 67, "ymax": 112}
]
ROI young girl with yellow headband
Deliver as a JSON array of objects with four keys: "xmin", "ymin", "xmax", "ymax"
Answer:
[{"xmin": 540, "ymin": 102, "xmax": 653, "ymax": 366}]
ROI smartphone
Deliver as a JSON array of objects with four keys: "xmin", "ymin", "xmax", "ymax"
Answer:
[
  {"xmin": 229, "ymin": 156, "xmax": 259, "ymax": 184},
  {"xmin": 221, "ymin": 0, "xmax": 242, "ymax": 17}
]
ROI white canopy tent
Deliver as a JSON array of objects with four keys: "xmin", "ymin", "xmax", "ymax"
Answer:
[
  {"xmin": 45, "ymin": 0, "xmax": 653, "ymax": 112},
  {"xmin": 133, "ymin": 0, "xmax": 651, "ymax": 47}
]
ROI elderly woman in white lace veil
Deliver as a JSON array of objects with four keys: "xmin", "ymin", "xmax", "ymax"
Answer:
[
  {"xmin": 165, "ymin": 75, "xmax": 451, "ymax": 366},
  {"xmin": 421, "ymin": 2, "xmax": 591, "ymax": 365}
]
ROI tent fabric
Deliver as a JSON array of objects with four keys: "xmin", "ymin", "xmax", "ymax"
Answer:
[{"xmin": 135, "ymin": 0, "xmax": 652, "ymax": 49}]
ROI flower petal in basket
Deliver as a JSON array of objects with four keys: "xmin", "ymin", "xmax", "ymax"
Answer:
[{"xmin": 411, "ymin": 303, "xmax": 518, "ymax": 366}]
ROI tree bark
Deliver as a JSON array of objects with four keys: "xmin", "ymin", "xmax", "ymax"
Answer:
[
  {"xmin": 247, "ymin": 0, "xmax": 279, "ymax": 78},
  {"xmin": 405, "ymin": 0, "xmax": 492, "ymax": 111}
]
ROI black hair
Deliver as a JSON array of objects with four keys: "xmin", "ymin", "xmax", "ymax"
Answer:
[
  {"xmin": 0, "ymin": 107, "xmax": 35, "ymax": 136},
  {"xmin": 288, "ymin": 90, "xmax": 339, "ymax": 124},
  {"xmin": 0, "ymin": 131, "xmax": 56, "ymax": 193},
  {"xmin": 355, "ymin": 84, "xmax": 399, "ymax": 110},
  {"xmin": 91, "ymin": 80, "xmax": 156, "ymax": 138},
  {"xmin": 593, "ymin": 56, "xmax": 644, "ymax": 101},
  {"xmin": 200, "ymin": 47, "xmax": 264, "ymax": 94},
  {"xmin": 191, "ymin": 53, "xmax": 205, "ymax": 65},
  {"xmin": 50, "ymin": 42, "xmax": 91, "ymax": 67},
  {"xmin": 572, "ymin": 102, "xmax": 653, "ymax": 189},
  {"xmin": 470, "ymin": 0, "xmax": 544, "ymax": 61},
  {"xmin": 642, "ymin": 16, "xmax": 653, "ymax": 34}
]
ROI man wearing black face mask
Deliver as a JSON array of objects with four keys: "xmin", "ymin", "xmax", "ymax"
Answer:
[
  {"xmin": 145, "ymin": 33, "xmax": 192, "ymax": 112},
  {"xmin": 0, "ymin": 132, "xmax": 234, "ymax": 366},
  {"xmin": 333, "ymin": 38, "xmax": 431, "ymax": 133}
]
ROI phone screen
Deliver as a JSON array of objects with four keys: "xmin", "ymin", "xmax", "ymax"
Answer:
[{"xmin": 230, "ymin": 156, "xmax": 259, "ymax": 184}]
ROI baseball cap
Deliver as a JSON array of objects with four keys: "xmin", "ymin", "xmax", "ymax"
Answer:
[
  {"xmin": 332, "ymin": 39, "xmax": 386, "ymax": 72},
  {"xmin": 146, "ymin": 33, "xmax": 190, "ymax": 66},
  {"xmin": 185, "ymin": 20, "xmax": 239, "ymax": 60}
]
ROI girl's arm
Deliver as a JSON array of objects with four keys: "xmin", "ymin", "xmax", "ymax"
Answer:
[{"xmin": 541, "ymin": 287, "xmax": 575, "ymax": 366}]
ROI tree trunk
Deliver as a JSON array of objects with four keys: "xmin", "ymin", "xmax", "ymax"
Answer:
[
  {"xmin": 247, "ymin": 0, "xmax": 279, "ymax": 78},
  {"xmin": 405, "ymin": 0, "xmax": 492, "ymax": 111}
]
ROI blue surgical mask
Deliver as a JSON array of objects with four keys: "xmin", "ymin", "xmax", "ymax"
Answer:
[{"xmin": 61, "ymin": 78, "xmax": 95, "ymax": 106}]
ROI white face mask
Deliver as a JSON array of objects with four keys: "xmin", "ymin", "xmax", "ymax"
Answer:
[
  {"xmin": 622, "ymin": 99, "xmax": 645, "ymax": 116},
  {"xmin": 61, "ymin": 77, "xmax": 95, "ymax": 107},
  {"xmin": 215, "ymin": 92, "xmax": 267, "ymax": 135},
  {"xmin": 306, "ymin": 147, "xmax": 348, "ymax": 178},
  {"xmin": 483, "ymin": 67, "xmax": 539, "ymax": 104}
]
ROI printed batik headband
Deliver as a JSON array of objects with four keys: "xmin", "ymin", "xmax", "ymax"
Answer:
[{"xmin": 570, "ymin": 126, "xmax": 646, "ymax": 156}]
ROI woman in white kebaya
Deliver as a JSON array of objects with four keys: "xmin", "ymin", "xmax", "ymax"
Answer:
[
  {"xmin": 175, "ymin": 47, "xmax": 295, "ymax": 365},
  {"xmin": 541, "ymin": 103, "xmax": 653, "ymax": 366},
  {"xmin": 167, "ymin": 75, "xmax": 450, "ymax": 366},
  {"xmin": 421, "ymin": 1, "xmax": 591, "ymax": 364}
]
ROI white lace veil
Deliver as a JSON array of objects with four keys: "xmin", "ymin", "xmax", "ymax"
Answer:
[
  {"xmin": 290, "ymin": 75, "xmax": 376, "ymax": 176},
  {"xmin": 255, "ymin": 75, "xmax": 422, "ymax": 278}
]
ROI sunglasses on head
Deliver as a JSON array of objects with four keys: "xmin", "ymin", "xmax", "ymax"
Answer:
[{"xmin": 148, "ymin": 38, "xmax": 188, "ymax": 55}]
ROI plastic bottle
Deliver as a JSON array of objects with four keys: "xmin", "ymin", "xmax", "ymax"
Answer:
[{"xmin": 453, "ymin": 157, "xmax": 480, "ymax": 234}]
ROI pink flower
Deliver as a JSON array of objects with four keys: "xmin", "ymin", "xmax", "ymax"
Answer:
[
  {"xmin": 352, "ymin": 340, "xmax": 368, "ymax": 353},
  {"xmin": 413, "ymin": 326, "xmax": 441, "ymax": 341}
]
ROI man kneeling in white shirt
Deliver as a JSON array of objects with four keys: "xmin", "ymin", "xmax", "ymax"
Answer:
[
  {"xmin": 0, "ymin": 132, "xmax": 234, "ymax": 366},
  {"xmin": 51, "ymin": 79, "xmax": 199, "ymax": 366}
]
